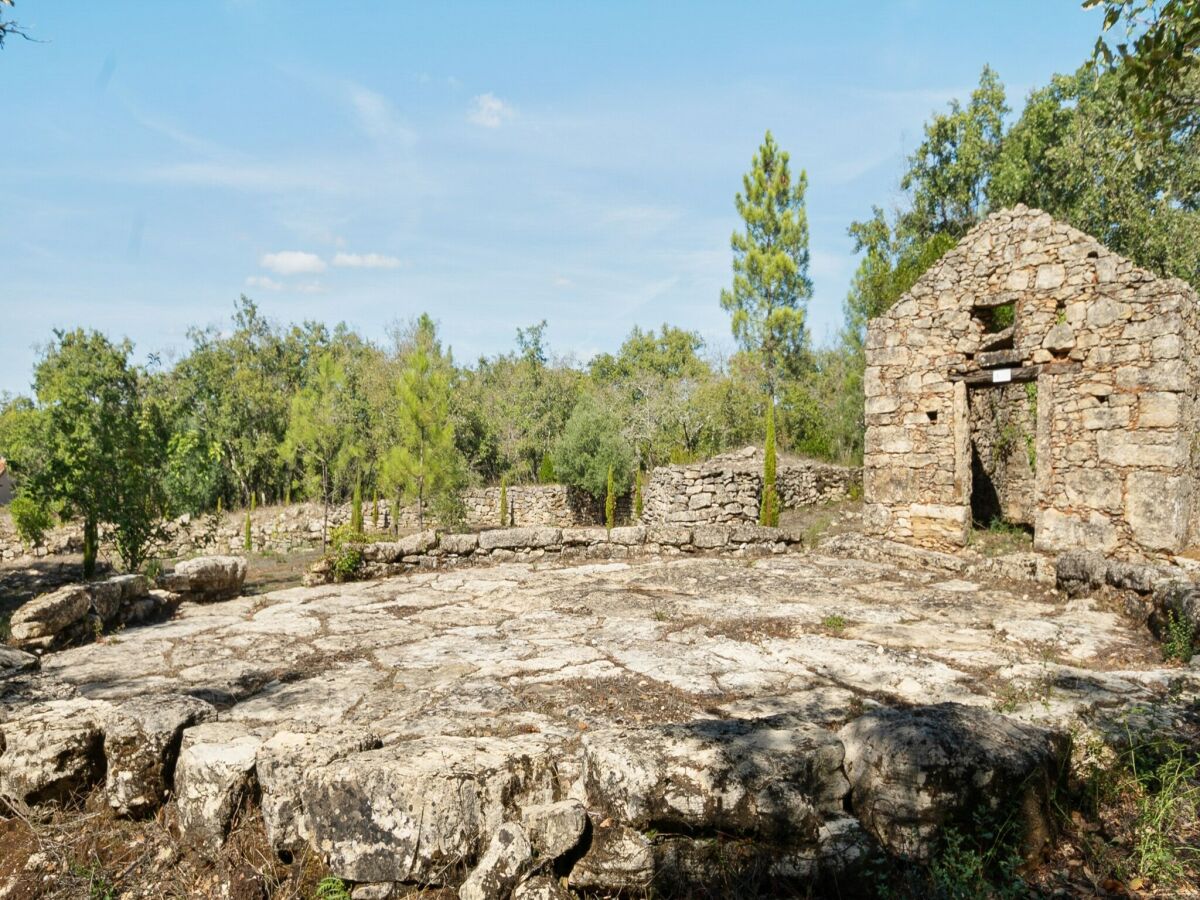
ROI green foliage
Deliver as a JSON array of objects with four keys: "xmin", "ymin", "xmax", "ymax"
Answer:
[
  {"xmin": 720, "ymin": 131, "xmax": 812, "ymax": 394},
  {"xmin": 9, "ymin": 493, "xmax": 52, "ymax": 546},
  {"xmin": 20, "ymin": 329, "xmax": 170, "ymax": 575},
  {"xmin": 633, "ymin": 469, "xmax": 644, "ymax": 521},
  {"xmin": 553, "ymin": 396, "xmax": 634, "ymax": 502},
  {"xmin": 1086, "ymin": 0, "xmax": 1200, "ymax": 140},
  {"xmin": 282, "ymin": 353, "xmax": 356, "ymax": 548},
  {"xmin": 1162, "ymin": 610, "xmax": 1196, "ymax": 661},
  {"xmin": 371, "ymin": 486, "xmax": 379, "ymax": 529},
  {"xmin": 990, "ymin": 63, "xmax": 1200, "ymax": 287},
  {"xmin": 760, "ymin": 400, "xmax": 779, "ymax": 527},
  {"xmin": 315, "ymin": 876, "xmax": 353, "ymax": 900},
  {"xmin": 605, "ymin": 464, "xmax": 616, "ymax": 531},
  {"xmin": 498, "ymin": 476, "xmax": 508, "ymax": 527},
  {"xmin": 538, "ymin": 454, "xmax": 556, "ymax": 484},
  {"xmin": 820, "ymin": 614, "xmax": 846, "ymax": 632},
  {"xmin": 243, "ymin": 510, "xmax": 252, "ymax": 552},
  {"xmin": 328, "ymin": 523, "xmax": 365, "ymax": 583},
  {"xmin": 382, "ymin": 314, "xmax": 463, "ymax": 528}
]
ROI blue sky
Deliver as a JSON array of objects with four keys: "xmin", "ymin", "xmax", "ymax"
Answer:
[{"xmin": 2, "ymin": 2, "xmax": 1102, "ymax": 393}]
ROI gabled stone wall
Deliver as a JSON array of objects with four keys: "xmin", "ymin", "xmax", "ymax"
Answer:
[{"xmin": 863, "ymin": 205, "xmax": 1200, "ymax": 559}]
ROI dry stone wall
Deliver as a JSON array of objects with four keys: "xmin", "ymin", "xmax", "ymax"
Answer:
[
  {"xmin": 642, "ymin": 447, "xmax": 859, "ymax": 526},
  {"xmin": 863, "ymin": 205, "xmax": 1200, "ymax": 559}
]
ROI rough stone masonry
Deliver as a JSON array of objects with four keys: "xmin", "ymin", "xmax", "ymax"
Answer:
[{"xmin": 863, "ymin": 204, "xmax": 1200, "ymax": 559}]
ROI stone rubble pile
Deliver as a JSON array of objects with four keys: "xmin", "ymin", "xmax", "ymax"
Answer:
[
  {"xmin": 642, "ymin": 446, "xmax": 859, "ymax": 527},
  {"xmin": 6, "ymin": 555, "xmax": 246, "ymax": 652}
]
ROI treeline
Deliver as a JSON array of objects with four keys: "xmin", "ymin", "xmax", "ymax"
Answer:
[{"xmin": 2, "ymin": 43, "xmax": 1197, "ymax": 575}]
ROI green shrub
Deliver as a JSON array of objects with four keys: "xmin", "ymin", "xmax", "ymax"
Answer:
[
  {"xmin": 634, "ymin": 469, "xmax": 644, "ymax": 521},
  {"xmin": 1163, "ymin": 610, "xmax": 1196, "ymax": 662},
  {"xmin": 552, "ymin": 395, "xmax": 633, "ymax": 502},
  {"xmin": 9, "ymin": 493, "xmax": 52, "ymax": 546},
  {"xmin": 243, "ymin": 509, "xmax": 252, "ymax": 552},
  {"xmin": 371, "ymin": 487, "xmax": 379, "ymax": 529},
  {"xmin": 538, "ymin": 454, "xmax": 556, "ymax": 484},
  {"xmin": 315, "ymin": 876, "xmax": 352, "ymax": 900},
  {"xmin": 498, "ymin": 476, "xmax": 508, "ymax": 527}
]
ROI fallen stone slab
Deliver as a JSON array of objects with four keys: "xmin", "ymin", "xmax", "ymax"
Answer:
[
  {"xmin": 302, "ymin": 735, "xmax": 560, "ymax": 884},
  {"xmin": 479, "ymin": 527, "xmax": 561, "ymax": 552},
  {"xmin": 88, "ymin": 574, "xmax": 151, "ymax": 624},
  {"xmin": 256, "ymin": 725, "xmax": 381, "ymax": 853},
  {"xmin": 520, "ymin": 799, "xmax": 588, "ymax": 861},
  {"xmin": 459, "ymin": 822, "xmax": 534, "ymax": 900},
  {"xmin": 174, "ymin": 721, "xmax": 262, "ymax": 852},
  {"xmin": 159, "ymin": 556, "xmax": 247, "ymax": 602},
  {"xmin": 9, "ymin": 585, "xmax": 91, "ymax": 644},
  {"xmin": 439, "ymin": 532, "xmax": 479, "ymax": 556},
  {"xmin": 838, "ymin": 702, "xmax": 1069, "ymax": 861},
  {"xmin": 567, "ymin": 816, "xmax": 653, "ymax": 893},
  {"xmin": 0, "ymin": 698, "xmax": 107, "ymax": 805},
  {"xmin": 583, "ymin": 715, "xmax": 847, "ymax": 841},
  {"xmin": 102, "ymin": 693, "xmax": 216, "ymax": 817}
]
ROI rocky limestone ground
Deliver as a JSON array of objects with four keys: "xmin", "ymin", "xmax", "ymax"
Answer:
[{"xmin": 1, "ymin": 546, "xmax": 1198, "ymax": 898}]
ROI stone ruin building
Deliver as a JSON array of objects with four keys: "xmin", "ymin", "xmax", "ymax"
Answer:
[{"xmin": 863, "ymin": 205, "xmax": 1200, "ymax": 560}]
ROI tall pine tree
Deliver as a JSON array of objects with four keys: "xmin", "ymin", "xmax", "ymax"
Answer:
[
  {"xmin": 720, "ymin": 131, "xmax": 813, "ymax": 397},
  {"xmin": 383, "ymin": 314, "xmax": 462, "ymax": 528}
]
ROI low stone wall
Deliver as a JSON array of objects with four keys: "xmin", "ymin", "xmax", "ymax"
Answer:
[
  {"xmin": 308, "ymin": 522, "xmax": 806, "ymax": 584},
  {"xmin": 642, "ymin": 447, "xmax": 860, "ymax": 526}
]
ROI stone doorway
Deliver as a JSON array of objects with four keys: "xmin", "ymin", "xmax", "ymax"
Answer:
[{"xmin": 967, "ymin": 380, "xmax": 1038, "ymax": 531}]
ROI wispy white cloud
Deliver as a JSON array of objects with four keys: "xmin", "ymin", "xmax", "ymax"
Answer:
[
  {"xmin": 144, "ymin": 161, "xmax": 346, "ymax": 194},
  {"xmin": 345, "ymin": 83, "xmax": 416, "ymax": 145},
  {"xmin": 333, "ymin": 251, "xmax": 404, "ymax": 269},
  {"xmin": 244, "ymin": 275, "xmax": 282, "ymax": 291},
  {"xmin": 295, "ymin": 281, "xmax": 325, "ymax": 294},
  {"xmin": 260, "ymin": 250, "xmax": 327, "ymax": 275},
  {"xmin": 468, "ymin": 92, "xmax": 514, "ymax": 128}
]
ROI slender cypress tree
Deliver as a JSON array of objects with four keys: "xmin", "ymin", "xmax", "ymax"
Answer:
[
  {"xmin": 760, "ymin": 399, "xmax": 779, "ymax": 527},
  {"xmin": 371, "ymin": 486, "xmax": 379, "ymax": 530},
  {"xmin": 605, "ymin": 465, "xmax": 616, "ymax": 531},
  {"xmin": 243, "ymin": 509, "xmax": 253, "ymax": 551},
  {"xmin": 634, "ymin": 469, "xmax": 644, "ymax": 521},
  {"xmin": 350, "ymin": 479, "xmax": 364, "ymax": 535},
  {"xmin": 499, "ymin": 476, "xmax": 508, "ymax": 527}
]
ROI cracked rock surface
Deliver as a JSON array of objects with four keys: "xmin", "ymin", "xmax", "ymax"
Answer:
[{"xmin": 1, "ymin": 550, "xmax": 1195, "ymax": 891}]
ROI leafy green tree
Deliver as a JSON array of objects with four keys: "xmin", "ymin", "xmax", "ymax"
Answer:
[
  {"xmin": 538, "ymin": 455, "xmax": 556, "ymax": 484},
  {"xmin": 990, "ymin": 63, "xmax": 1200, "ymax": 287},
  {"xmin": 553, "ymin": 396, "xmax": 634, "ymax": 502},
  {"xmin": 901, "ymin": 66, "xmax": 1008, "ymax": 241},
  {"xmin": 282, "ymin": 353, "xmax": 353, "ymax": 549},
  {"xmin": 720, "ymin": 131, "xmax": 813, "ymax": 396},
  {"xmin": 382, "ymin": 314, "xmax": 462, "ymax": 528},
  {"xmin": 760, "ymin": 400, "xmax": 779, "ymax": 527},
  {"xmin": 21, "ymin": 330, "xmax": 168, "ymax": 575},
  {"xmin": 1086, "ymin": 0, "xmax": 1200, "ymax": 139},
  {"xmin": 590, "ymin": 325, "xmax": 716, "ymax": 467}
]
